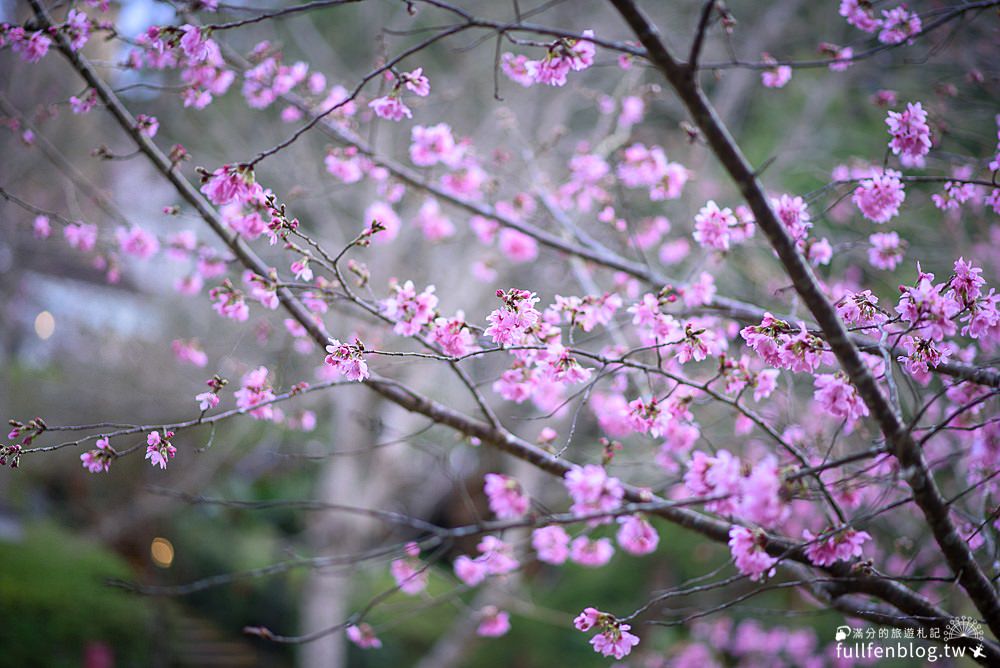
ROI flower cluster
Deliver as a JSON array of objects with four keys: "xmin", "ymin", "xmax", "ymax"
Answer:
[
  {"xmin": 573, "ymin": 608, "xmax": 640, "ymax": 659},
  {"xmin": 501, "ymin": 30, "xmax": 596, "ymax": 88},
  {"xmin": 145, "ymin": 430, "xmax": 177, "ymax": 470}
]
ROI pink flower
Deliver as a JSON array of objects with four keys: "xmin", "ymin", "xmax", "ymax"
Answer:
[
  {"xmin": 684, "ymin": 449, "xmax": 742, "ymax": 515},
  {"xmin": 290, "ymin": 258, "xmax": 312, "ymax": 281},
  {"xmin": 886, "ymin": 102, "xmax": 931, "ymax": 167},
  {"xmin": 200, "ymin": 165, "xmax": 261, "ymax": 206},
  {"xmin": 476, "ymin": 607, "xmax": 511, "ymax": 637},
  {"xmin": 402, "ymin": 67, "xmax": 430, "ymax": 96},
  {"xmin": 878, "ymin": 5, "xmax": 921, "ymax": 44},
  {"xmin": 693, "ymin": 200, "xmax": 737, "ymax": 251},
  {"xmin": 116, "ymin": 225, "xmax": 160, "ymax": 259},
  {"xmin": 324, "ymin": 147, "xmax": 365, "ymax": 183},
  {"xmin": 574, "ymin": 607, "xmax": 603, "ymax": 631},
  {"xmin": 64, "ymin": 222, "xmax": 98, "ymax": 251},
  {"xmin": 64, "ymin": 9, "xmax": 91, "ymax": 51},
  {"xmin": 325, "ymin": 338, "xmax": 369, "ymax": 381},
  {"xmin": 179, "ymin": 24, "xmax": 211, "ymax": 62},
  {"xmin": 771, "ymin": 194, "xmax": 812, "ymax": 244},
  {"xmin": 840, "ymin": 0, "xmax": 881, "ymax": 32},
  {"xmin": 80, "ymin": 437, "xmax": 113, "ymax": 473},
  {"xmin": 33, "ymin": 215, "xmax": 51, "ymax": 239},
  {"xmin": 145, "ymin": 430, "xmax": 177, "ymax": 469},
  {"xmin": 823, "ymin": 44, "xmax": 854, "ymax": 71},
  {"xmin": 814, "ymin": 373, "xmax": 869, "ymax": 423},
  {"xmin": 209, "ymin": 283, "xmax": 250, "ymax": 321},
  {"xmin": 868, "ymin": 231, "xmax": 905, "ymax": 270},
  {"xmin": 852, "ymin": 169, "xmax": 905, "ymax": 223},
  {"xmin": 380, "ymin": 280, "xmax": 438, "ymax": 336},
  {"xmin": 345, "ymin": 623, "xmax": 381, "ymax": 649},
  {"xmin": 895, "ymin": 274, "xmax": 961, "ymax": 341},
  {"xmin": 484, "ymin": 289, "xmax": 541, "ymax": 346},
  {"xmin": 135, "ymin": 114, "xmax": 159, "ymax": 138},
  {"xmin": 454, "ymin": 554, "xmax": 489, "ymax": 586},
  {"xmin": 369, "ymin": 94, "xmax": 412, "ymax": 121},
  {"xmin": 564, "ymin": 464, "xmax": 625, "ymax": 519},
  {"xmin": 497, "ymin": 229, "xmax": 539, "ymax": 263},
  {"xmin": 234, "ymin": 366, "xmax": 277, "ymax": 420},
  {"xmin": 532, "ymin": 525, "xmax": 571, "ymax": 564},
  {"xmin": 14, "ymin": 31, "xmax": 51, "ymax": 63},
  {"xmin": 477, "ymin": 535, "xmax": 519, "ymax": 574},
  {"xmin": 535, "ymin": 55, "xmax": 571, "ymax": 86},
  {"xmin": 454, "ymin": 536, "xmax": 519, "ymax": 585},
  {"xmin": 196, "ymin": 391, "xmax": 220, "ymax": 411},
  {"xmin": 802, "ymin": 527, "xmax": 871, "ymax": 566},
  {"xmin": 760, "ymin": 54, "xmax": 791, "ymax": 89},
  {"xmin": 409, "ymin": 123, "xmax": 461, "ymax": 167},
  {"xmin": 500, "ymin": 53, "xmax": 537, "ymax": 86},
  {"xmin": 728, "ymin": 526, "xmax": 777, "ymax": 581},
  {"xmin": 569, "ymin": 536, "xmax": 615, "ymax": 567},
  {"xmin": 69, "ymin": 89, "xmax": 97, "ymax": 114},
  {"xmin": 589, "ymin": 623, "xmax": 640, "ymax": 659},
  {"xmin": 415, "ymin": 198, "xmax": 455, "ymax": 241},
  {"xmin": 616, "ymin": 515, "xmax": 659, "ymax": 555},
  {"xmin": 429, "ymin": 314, "xmax": 477, "ymax": 357},
  {"xmin": 484, "ymin": 473, "xmax": 530, "ymax": 519},
  {"xmin": 390, "ymin": 552, "xmax": 428, "ymax": 595},
  {"xmin": 172, "ymin": 339, "xmax": 208, "ymax": 367}
]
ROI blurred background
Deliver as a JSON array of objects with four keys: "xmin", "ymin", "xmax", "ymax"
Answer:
[{"xmin": 0, "ymin": 0, "xmax": 997, "ymax": 666}]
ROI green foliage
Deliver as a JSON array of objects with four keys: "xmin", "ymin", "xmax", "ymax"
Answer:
[{"xmin": 0, "ymin": 523, "xmax": 152, "ymax": 668}]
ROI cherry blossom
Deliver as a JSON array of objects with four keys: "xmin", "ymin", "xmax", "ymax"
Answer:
[
  {"xmin": 345, "ymin": 623, "xmax": 381, "ymax": 649},
  {"xmin": 483, "ymin": 473, "xmax": 530, "ymax": 519},
  {"xmin": 145, "ymin": 430, "xmax": 177, "ymax": 470},
  {"xmin": 532, "ymin": 525, "xmax": 571, "ymax": 564}
]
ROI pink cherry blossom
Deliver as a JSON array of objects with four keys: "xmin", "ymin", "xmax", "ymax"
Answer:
[
  {"xmin": 500, "ymin": 53, "xmax": 537, "ymax": 87},
  {"xmin": 760, "ymin": 54, "xmax": 791, "ymax": 88},
  {"xmin": 616, "ymin": 515, "xmax": 659, "ymax": 555},
  {"xmin": 145, "ymin": 430, "xmax": 177, "ymax": 470},
  {"xmin": 886, "ymin": 102, "xmax": 931, "ymax": 167},
  {"xmin": 402, "ymin": 67, "xmax": 430, "ymax": 96},
  {"xmin": 814, "ymin": 373, "xmax": 869, "ymax": 423},
  {"xmin": 840, "ymin": 0, "xmax": 881, "ymax": 32},
  {"xmin": 728, "ymin": 526, "xmax": 778, "ymax": 581},
  {"xmin": 33, "ymin": 215, "xmax": 51, "ymax": 239},
  {"xmin": 409, "ymin": 123, "xmax": 460, "ymax": 167},
  {"xmin": 368, "ymin": 94, "xmax": 412, "ymax": 121},
  {"xmin": 564, "ymin": 464, "xmax": 625, "ymax": 519},
  {"xmin": 483, "ymin": 473, "xmax": 530, "ymax": 519},
  {"xmin": 868, "ymin": 231, "xmax": 905, "ymax": 270},
  {"xmin": 345, "ymin": 623, "xmax": 381, "ymax": 649},
  {"xmin": 532, "ymin": 525, "xmax": 571, "ymax": 564},
  {"xmin": 380, "ymin": 280, "xmax": 438, "ymax": 336},
  {"xmin": 64, "ymin": 222, "xmax": 98, "ymax": 251},
  {"xmin": 569, "ymin": 536, "xmax": 615, "ymax": 567},
  {"xmin": 80, "ymin": 436, "xmax": 113, "ymax": 473},
  {"xmin": 802, "ymin": 527, "xmax": 871, "ymax": 566},
  {"xmin": 390, "ymin": 551, "xmax": 428, "ymax": 595},
  {"xmin": 116, "ymin": 225, "xmax": 160, "ymax": 259},
  {"xmin": 589, "ymin": 623, "xmax": 640, "ymax": 659},
  {"xmin": 878, "ymin": 5, "xmax": 922, "ymax": 45},
  {"xmin": 853, "ymin": 169, "xmax": 905, "ymax": 223},
  {"xmin": 497, "ymin": 228, "xmax": 539, "ymax": 263},
  {"xmin": 324, "ymin": 338, "xmax": 369, "ymax": 381},
  {"xmin": 234, "ymin": 366, "xmax": 277, "ymax": 420},
  {"xmin": 484, "ymin": 289, "xmax": 541, "ymax": 346},
  {"xmin": 476, "ymin": 607, "xmax": 511, "ymax": 637},
  {"xmin": 693, "ymin": 200, "xmax": 737, "ymax": 251}
]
